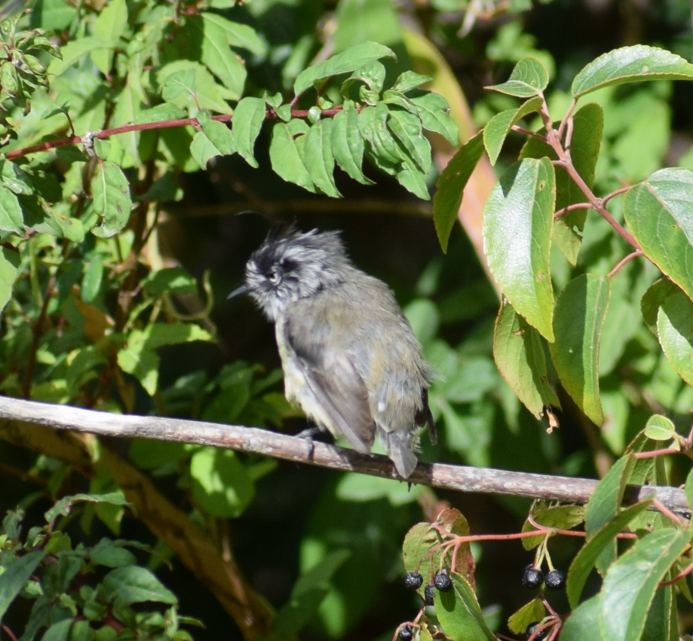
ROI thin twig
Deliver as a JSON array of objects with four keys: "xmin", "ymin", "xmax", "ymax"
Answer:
[
  {"xmin": 602, "ymin": 185, "xmax": 632, "ymax": 205},
  {"xmin": 608, "ymin": 250, "xmax": 643, "ymax": 277},
  {"xmin": 554, "ymin": 202, "xmax": 593, "ymax": 218}
]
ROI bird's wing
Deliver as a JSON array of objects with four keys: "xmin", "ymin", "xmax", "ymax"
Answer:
[{"xmin": 284, "ymin": 318, "xmax": 376, "ymax": 453}]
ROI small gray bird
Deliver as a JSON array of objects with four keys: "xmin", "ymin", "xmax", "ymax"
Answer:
[{"xmin": 229, "ymin": 227, "xmax": 436, "ymax": 478}]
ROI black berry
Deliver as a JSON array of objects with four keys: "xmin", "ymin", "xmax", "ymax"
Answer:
[
  {"xmin": 521, "ymin": 564, "xmax": 544, "ymax": 589},
  {"xmin": 545, "ymin": 569, "xmax": 566, "ymax": 590},
  {"xmin": 525, "ymin": 623, "xmax": 548, "ymax": 640},
  {"xmin": 399, "ymin": 625, "xmax": 414, "ymax": 641},
  {"xmin": 434, "ymin": 569, "xmax": 452, "ymax": 591},
  {"xmin": 404, "ymin": 571, "xmax": 423, "ymax": 590},
  {"xmin": 424, "ymin": 583, "xmax": 435, "ymax": 605}
]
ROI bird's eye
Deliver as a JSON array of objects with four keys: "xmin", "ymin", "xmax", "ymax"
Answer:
[{"xmin": 268, "ymin": 267, "xmax": 281, "ymax": 284}]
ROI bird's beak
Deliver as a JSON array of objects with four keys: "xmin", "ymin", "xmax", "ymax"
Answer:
[{"xmin": 227, "ymin": 284, "xmax": 249, "ymax": 300}]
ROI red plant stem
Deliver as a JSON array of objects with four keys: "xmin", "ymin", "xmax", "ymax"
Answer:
[
  {"xmin": 554, "ymin": 202, "xmax": 593, "ymax": 218},
  {"xmin": 660, "ymin": 562, "xmax": 693, "ymax": 586},
  {"xmin": 634, "ymin": 447, "xmax": 681, "ymax": 459},
  {"xmin": 608, "ymin": 250, "xmax": 643, "ymax": 277},
  {"xmin": 4, "ymin": 107, "xmax": 347, "ymax": 161},
  {"xmin": 652, "ymin": 499, "xmax": 686, "ymax": 526}
]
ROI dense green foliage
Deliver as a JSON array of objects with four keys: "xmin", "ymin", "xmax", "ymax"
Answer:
[{"xmin": 3, "ymin": 0, "xmax": 693, "ymax": 640}]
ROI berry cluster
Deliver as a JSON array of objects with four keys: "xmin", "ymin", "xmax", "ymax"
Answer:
[{"xmin": 521, "ymin": 564, "xmax": 566, "ymax": 591}]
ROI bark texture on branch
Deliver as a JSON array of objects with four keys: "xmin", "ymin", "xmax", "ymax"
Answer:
[{"xmin": 0, "ymin": 396, "xmax": 688, "ymax": 513}]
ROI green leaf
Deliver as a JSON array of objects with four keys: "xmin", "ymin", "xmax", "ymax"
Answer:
[
  {"xmin": 520, "ymin": 103, "xmax": 604, "ymax": 265},
  {"xmin": 91, "ymin": 161, "xmax": 133, "ymax": 238},
  {"xmin": 231, "ymin": 96, "xmax": 266, "ymax": 168},
  {"xmin": 644, "ymin": 415, "xmax": 676, "ymax": 441},
  {"xmin": 483, "ymin": 96, "xmax": 542, "ymax": 166},
  {"xmin": 188, "ymin": 14, "xmax": 247, "ymax": 98},
  {"xmin": 191, "ymin": 119, "xmax": 236, "ymax": 168},
  {"xmin": 521, "ymin": 502, "xmax": 585, "ymax": 550},
  {"xmin": 117, "ymin": 323, "xmax": 213, "ymax": 395},
  {"xmin": 110, "ymin": 81, "xmax": 142, "ymax": 167},
  {"xmin": 200, "ymin": 12, "xmax": 266, "ymax": 55},
  {"xmin": 303, "ymin": 118, "xmax": 340, "ymax": 197},
  {"xmin": 656, "ymin": 284, "xmax": 693, "ymax": 386},
  {"xmin": 0, "ymin": 551, "xmax": 47, "ymax": 622},
  {"xmin": 584, "ymin": 453, "xmax": 635, "ymax": 573},
  {"xmin": 436, "ymin": 573, "xmax": 497, "ymax": 641},
  {"xmin": 359, "ymin": 103, "xmax": 401, "ymax": 164},
  {"xmin": 486, "ymin": 56, "xmax": 550, "ymax": 97},
  {"xmin": 44, "ymin": 492, "xmax": 131, "ymax": 524},
  {"xmin": 561, "ymin": 596, "xmax": 606, "ymax": 641},
  {"xmin": 190, "ymin": 447, "xmax": 255, "ymax": 518},
  {"xmin": 395, "ymin": 158, "xmax": 430, "ymax": 200},
  {"xmin": 407, "ymin": 90, "xmax": 458, "ymax": 146},
  {"xmin": 48, "ymin": 36, "xmax": 117, "ymax": 77},
  {"xmin": 567, "ymin": 500, "xmax": 652, "ymax": 608},
  {"xmin": 641, "ymin": 279, "xmax": 677, "ymax": 335},
  {"xmin": 493, "ymin": 300, "xmax": 560, "ymax": 419},
  {"xmin": 507, "ymin": 598, "xmax": 545, "ymax": 635},
  {"xmin": 0, "ymin": 246, "xmax": 19, "ymax": 315},
  {"xmin": 599, "ymin": 528, "xmax": 689, "ymax": 641},
  {"xmin": 392, "ymin": 70, "xmax": 432, "ymax": 93},
  {"xmin": 158, "ymin": 61, "xmax": 234, "ymax": 116},
  {"xmin": 141, "ymin": 268, "xmax": 197, "ymax": 295},
  {"xmin": 269, "ymin": 122, "xmax": 316, "ymax": 192},
  {"xmin": 572, "ymin": 45, "xmax": 693, "ymax": 98},
  {"xmin": 335, "ymin": 473, "xmax": 422, "ymax": 505},
  {"xmin": 550, "ymin": 274, "xmax": 610, "ymax": 425},
  {"xmin": 81, "ymin": 254, "xmax": 104, "ymax": 304},
  {"xmin": 294, "ymin": 41, "xmax": 395, "ymax": 97},
  {"xmin": 624, "ymin": 168, "xmax": 693, "ymax": 302},
  {"xmin": 101, "ymin": 566, "xmax": 178, "ymax": 608},
  {"xmin": 134, "ymin": 103, "xmax": 187, "ymax": 125},
  {"xmin": 388, "ymin": 107, "xmax": 431, "ymax": 172},
  {"xmin": 331, "ymin": 103, "xmax": 371, "ymax": 185},
  {"xmin": 272, "ymin": 550, "xmax": 351, "ymax": 639},
  {"xmin": 0, "ymin": 188, "xmax": 24, "ymax": 233},
  {"xmin": 92, "ymin": 0, "xmax": 127, "ymax": 74},
  {"xmin": 483, "ymin": 158, "xmax": 556, "ymax": 340},
  {"xmin": 433, "ymin": 131, "xmax": 484, "ymax": 253}
]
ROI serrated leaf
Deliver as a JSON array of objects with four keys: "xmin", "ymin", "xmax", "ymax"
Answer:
[
  {"xmin": 388, "ymin": 107, "xmax": 431, "ymax": 172},
  {"xmin": 433, "ymin": 131, "xmax": 484, "ymax": 253},
  {"xmin": 269, "ymin": 122, "xmax": 316, "ymax": 192},
  {"xmin": 599, "ymin": 528, "xmax": 689, "ymax": 641},
  {"xmin": 44, "ymin": 492, "xmax": 130, "ymax": 523},
  {"xmin": 487, "ymin": 56, "xmax": 550, "ymax": 97},
  {"xmin": 436, "ymin": 574, "xmax": 497, "ymax": 641},
  {"xmin": 303, "ymin": 119, "xmax": 340, "ymax": 197},
  {"xmin": 392, "ymin": 70, "xmax": 432, "ymax": 93},
  {"xmin": 396, "ymin": 157, "xmax": 430, "ymax": 200},
  {"xmin": 624, "ymin": 168, "xmax": 693, "ymax": 303},
  {"xmin": 0, "ymin": 551, "xmax": 47, "ymax": 622},
  {"xmin": 493, "ymin": 300, "xmax": 560, "ymax": 420},
  {"xmin": 48, "ymin": 36, "xmax": 117, "ymax": 76},
  {"xmin": 188, "ymin": 14, "xmax": 246, "ymax": 98},
  {"xmin": 294, "ymin": 41, "xmax": 395, "ymax": 96},
  {"xmin": 584, "ymin": 453, "xmax": 635, "ymax": 573},
  {"xmin": 407, "ymin": 90, "xmax": 458, "ymax": 145},
  {"xmin": 342, "ymin": 60, "xmax": 386, "ymax": 94},
  {"xmin": 190, "ymin": 447, "xmax": 255, "ymax": 518},
  {"xmin": 331, "ymin": 103, "xmax": 371, "ymax": 185},
  {"xmin": 0, "ymin": 246, "xmax": 19, "ymax": 314},
  {"xmin": 200, "ymin": 12, "xmax": 266, "ymax": 55},
  {"xmin": 508, "ymin": 598, "xmax": 546, "ymax": 635},
  {"xmin": 159, "ymin": 61, "xmax": 234, "ymax": 116},
  {"xmin": 656, "ymin": 285, "xmax": 693, "ymax": 386},
  {"xmin": 644, "ymin": 415, "xmax": 676, "ymax": 441},
  {"xmin": 550, "ymin": 274, "xmax": 610, "ymax": 425},
  {"xmin": 521, "ymin": 502, "xmax": 584, "ymax": 550},
  {"xmin": 483, "ymin": 158, "xmax": 556, "ymax": 340},
  {"xmin": 572, "ymin": 45, "xmax": 693, "ymax": 98},
  {"xmin": 101, "ymin": 566, "xmax": 177, "ymax": 608},
  {"xmin": 567, "ymin": 500, "xmax": 651, "ymax": 609},
  {"xmin": 134, "ymin": 103, "xmax": 187, "ymax": 125},
  {"xmin": 519, "ymin": 103, "xmax": 604, "ymax": 265},
  {"xmin": 191, "ymin": 119, "xmax": 236, "ymax": 168},
  {"xmin": 91, "ymin": 161, "xmax": 132, "ymax": 238},
  {"xmin": 0, "ymin": 188, "xmax": 23, "ymax": 233},
  {"xmin": 561, "ymin": 596, "xmax": 606, "ymax": 641},
  {"xmin": 359, "ymin": 103, "xmax": 402, "ymax": 164},
  {"xmin": 231, "ymin": 96, "xmax": 266, "ymax": 168},
  {"xmin": 483, "ymin": 96, "xmax": 542, "ymax": 165}
]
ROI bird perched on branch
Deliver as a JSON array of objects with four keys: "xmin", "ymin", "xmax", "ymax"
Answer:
[{"xmin": 229, "ymin": 226, "xmax": 436, "ymax": 478}]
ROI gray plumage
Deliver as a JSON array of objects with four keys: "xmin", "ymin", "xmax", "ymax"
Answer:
[{"xmin": 234, "ymin": 227, "xmax": 435, "ymax": 478}]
